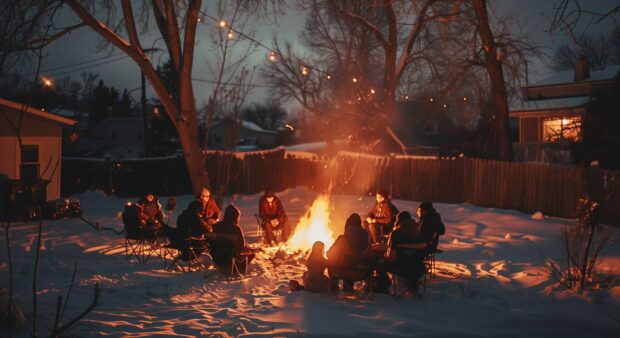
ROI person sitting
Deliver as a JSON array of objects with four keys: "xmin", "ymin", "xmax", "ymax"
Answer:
[
  {"xmin": 207, "ymin": 205, "xmax": 255, "ymax": 274},
  {"xmin": 364, "ymin": 189, "xmax": 399, "ymax": 244},
  {"xmin": 258, "ymin": 188, "xmax": 290, "ymax": 245},
  {"xmin": 416, "ymin": 201, "xmax": 446, "ymax": 253},
  {"xmin": 137, "ymin": 193, "xmax": 164, "ymax": 238},
  {"xmin": 327, "ymin": 213, "xmax": 372, "ymax": 294},
  {"xmin": 384, "ymin": 211, "xmax": 426, "ymax": 296},
  {"xmin": 164, "ymin": 201, "xmax": 209, "ymax": 261},
  {"xmin": 303, "ymin": 241, "xmax": 330, "ymax": 293},
  {"xmin": 197, "ymin": 188, "xmax": 222, "ymax": 232}
]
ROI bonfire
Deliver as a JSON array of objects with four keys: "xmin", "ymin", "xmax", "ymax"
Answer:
[{"xmin": 286, "ymin": 195, "xmax": 336, "ymax": 251}]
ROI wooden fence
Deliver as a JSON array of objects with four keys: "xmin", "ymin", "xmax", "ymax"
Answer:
[
  {"xmin": 327, "ymin": 152, "xmax": 619, "ymax": 224},
  {"xmin": 61, "ymin": 150, "xmax": 619, "ymax": 224}
]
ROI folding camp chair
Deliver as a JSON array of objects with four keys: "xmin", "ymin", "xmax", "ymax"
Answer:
[
  {"xmin": 229, "ymin": 248, "xmax": 259, "ymax": 278},
  {"xmin": 122, "ymin": 202, "xmax": 167, "ymax": 264},
  {"xmin": 254, "ymin": 214, "xmax": 282, "ymax": 245},
  {"xmin": 390, "ymin": 242, "xmax": 429, "ymax": 296},
  {"xmin": 164, "ymin": 234, "xmax": 211, "ymax": 272}
]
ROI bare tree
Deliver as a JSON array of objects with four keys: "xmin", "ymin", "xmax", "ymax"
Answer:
[
  {"xmin": 553, "ymin": 34, "xmax": 612, "ymax": 71},
  {"xmin": 63, "ymin": 0, "xmax": 282, "ymax": 194},
  {"xmin": 265, "ymin": 0, "xmax": 466, "ymax": 153},
  {"xmin": 548, "ymin": 0, "xmax": 620, "ymax": 43}
]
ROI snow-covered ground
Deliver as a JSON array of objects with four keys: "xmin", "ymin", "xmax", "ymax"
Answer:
[{"xmin": 1, "ymin": 188, "xmax": 619, "ymax": 337}]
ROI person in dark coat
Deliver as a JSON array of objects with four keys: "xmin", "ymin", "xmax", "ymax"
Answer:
[
  {"xmin": 364, "ymin": 189, "xmax": 398, "ymax": 244},
  {"xmin": 327, "ymin": 213, "xmax": 372, "ymax": 293},
  {"xmin": 207, "ymin": 205, "xmax": 254, "ymax": 272},
  {"xmin": 384, "ymin": 211, "xmax": 426, "ymax": 295},
  {"xmin": 137, "ymin": 193, "xmax": 164, "ymax": 237},
  {"xmin": 303, "ymin": 241, "xmax": 330, "ymax": 293},
  {"xmin": 416, "ymin": 201, "xmax": 446, "ymax": 253},
  {"xmin": 258, "ymin": 188, "xmax": 290, "ymax": 245},
  {"xmin": 198, "ymin": 188, "xmax": 222, "ymax": 232},
  {"xmin": 164, "ymin": 201, "xmax": 209, "ymax": 261}
]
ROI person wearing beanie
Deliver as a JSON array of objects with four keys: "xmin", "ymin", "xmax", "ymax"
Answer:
[
  {"xmin": 197, "ymin": 187, "xmax": 221, "ymax": 232},
  {"xmin": 258, "ymin": 188, "xmax": 290, "ymax": 245},
  {"xmin": 384, "ymin": 210, "xmax": 425, "ymax": 296},
  {"xmin": 417, "ymin": 201, "xmax": 446, "ymax": 252},
  {"xmin": 364, "ymin": 189, "xmax": 399, "ymax": 243}
]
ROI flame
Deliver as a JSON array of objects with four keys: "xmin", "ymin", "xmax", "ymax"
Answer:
[{"xmin": 287, "ymin": 195, "xmax": 336, "ymax": 251}]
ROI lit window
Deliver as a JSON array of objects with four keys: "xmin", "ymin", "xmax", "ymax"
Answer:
[{"xmin": 542, "ymin": 116, "xmax": 581, "ymax": 142}]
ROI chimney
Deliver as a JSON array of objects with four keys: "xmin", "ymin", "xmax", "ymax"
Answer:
[{"xmin": 574, "ymin": 56, "xmax": 590, "ymax": 81}]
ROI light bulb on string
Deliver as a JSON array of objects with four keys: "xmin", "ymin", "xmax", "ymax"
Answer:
[
  {"xmin": 219, "ymin": 20, "xmax": 226, "ymax": 27},
  {"xmin": 326, "ymin": 74, "xmax": 332, "ymax": 80},
  {"xmin": 463, "ymin": 97, "xmax": 468, "ymax": 101},
  {"xmin": 301, "ymin": 66, "xmax": 309, "ymax": 76},
  {"xmin": 429, "ymin": 97, "xmax": 434, "ymax": 102},
  {"xmin": 269, "ymin": 51, "xmax": 278, "ymax": 62},
  {"xmin": 352, "ymin": 77, "xmax": 358, "ymax": 83},
  {"xmin": 370, "ymin": 88, "xmax": 375, "ymax": 94},
  {"xmin": 227, "ymin": 31, "xmax": 234, "ymax": 39}
]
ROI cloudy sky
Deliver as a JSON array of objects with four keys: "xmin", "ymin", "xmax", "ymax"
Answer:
[{"xmin": 32, "ymin": 0, "xmax": 620, "ymax": 110}]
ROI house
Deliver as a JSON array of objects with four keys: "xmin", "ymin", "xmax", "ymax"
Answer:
[
  {"xmin": 0, "ymin": 97, "xmax": 76, "ymax": 201},
  {"xmin": 83, "ymin": 117, "xmax": 145, "ymax": 158},
  {"xmin": 392, "ymin": 99, "xmax": 462, "ymax": 156},
  {"xmin": 209, "ymin": 118, "xmax": 278, "ymax": 150},
  {"xmin": 510, "ymin": 58, "xmax": 620, "ymax": 163}
]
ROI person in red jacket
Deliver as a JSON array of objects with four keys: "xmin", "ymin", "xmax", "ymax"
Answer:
[
  {"xmin": 197, "ymin": 188, "xmax": 221, "ymax": 232},
  {"xmin": 258, "ymin": 188, "xmax": 290, "ymax": 245},
  {"xmin": 364, "ymin": 189, "xmax": 398, "ymax": 244}
]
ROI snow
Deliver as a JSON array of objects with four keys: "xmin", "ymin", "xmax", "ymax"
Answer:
[
  {"xmin": 1, "ymin": 188, "xmax": 619, "ymax": 337},
  {"xmin": 531, "ymin": 64, "xmax": 620, "ymax": 86}
]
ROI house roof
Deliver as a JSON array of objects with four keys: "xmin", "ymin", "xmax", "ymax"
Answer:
[
  {"xmin": 0, "ymin": 98, "xmax": 76, "ymax": 126},
  {"xmin": 528, "ymin": 64, "xmax": 620, "ymax": 88},
  {"xmin": 212, "ymin": 119, "xmax": 278, "ymax": 134},
  {"xmin": 509, "ymin": 96, "xmax": 590, "ymax": 113}
]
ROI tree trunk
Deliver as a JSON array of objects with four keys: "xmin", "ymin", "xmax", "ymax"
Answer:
[{"xmin": 473, "ymin": 0, "xmax": 513, "ymax": 161}]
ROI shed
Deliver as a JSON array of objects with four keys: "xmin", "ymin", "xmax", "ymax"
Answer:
[{"xmin": 0, "ymin": 98, "xmax": 76, "ymax": 200}]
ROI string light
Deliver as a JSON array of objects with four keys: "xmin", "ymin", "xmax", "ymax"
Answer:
[
  {"xmin": 442, "ymin": 103, "xmax": 447, "ymax": 108},
  {"xmin": 269, "ymin": 51, "xmax": 278, "ymax": 62},
  {"xmin": 463, "ymin": 97, "xmax": 468, "ymax": 101},
  {"xmin": 41, "ymin": 76, "xmax": 53, "ymax": 87},
  {"xmin": 201, "ymin": 9, "xmax": 444, "ymax": 104}
]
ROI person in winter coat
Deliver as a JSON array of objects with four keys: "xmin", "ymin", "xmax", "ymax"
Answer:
[
  {"xmin": 137, "ymin": 193, "xmax": 164, "ymax": 237},
  {"xmin": 327, "ymin": 213, "xmax": 372, "ymax": 293},
  {"xmin": 207, "ymin": 205, "xmax": 254, "ymax": 272},
  {"xmin": 258, "ymin": 188, "xmax": 290, "ymax": 245},
  {"xmin": 197, "ymin": 188, "xmax": 221, "ymax": 232},
  {"xmin": 164, "ymin": 201, "xmax": 209, "ymax": 261},
  {"xmin": 384, "ymin": 211, "xmax": 426, "ymax": 295},
  {"xmin": 303, "ymin": 241, "xmax": 330, "ymax": 293},
  {"xmin": 364, "ymin": 189, "xmax": 399, "ymax": 243},
  {"xmin": 416, "ymin": 201, "xmax": 446, "ymax": 253}
]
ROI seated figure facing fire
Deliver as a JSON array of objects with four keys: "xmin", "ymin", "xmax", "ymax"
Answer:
[
  {"xmin": 258, "ymin": 188, "xmax": 290, "ymax": 245},
  {"xmin": 137, "ymin": 193, "xmax": 164, "ymax": 237}
]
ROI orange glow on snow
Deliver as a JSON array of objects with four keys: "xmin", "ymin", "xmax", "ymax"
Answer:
[{"xmin": 287, "ymin": 195, "xmax": 336, "ymax": 251}]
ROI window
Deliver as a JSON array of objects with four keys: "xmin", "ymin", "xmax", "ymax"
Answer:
[
  {"xmin": 542, "ymin": 116, "xmax": 581, "ymax": 142},
  {"xmin": 20, "ymin": 145, "xmax": 39, "ymax": 180}
]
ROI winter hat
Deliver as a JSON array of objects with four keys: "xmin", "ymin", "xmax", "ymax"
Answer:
[
  {"xmin": 377, "ymin": 189, "xmax": 389, "ymax": 199},
  {"xmin": 395, "ymin": 211, "xmax": 412, "ymax": 226},
  {"xmin": 418, "ymin": 201, "xmax": 435, "ymax": 213},
  {"xmin": 264, "ymin": 188, "xmax": 275, "ymax": 198},
  {"xmin": 345, "ymin": 213, "xmax": 362, "ymax": 230}
]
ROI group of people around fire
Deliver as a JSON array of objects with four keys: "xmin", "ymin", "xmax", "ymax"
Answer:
[{"xmin": 124, "ymin": 187, "xmax": 445, "ymax": 296}]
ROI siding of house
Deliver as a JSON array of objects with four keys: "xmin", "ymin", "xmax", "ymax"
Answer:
[
  {"xmin": 521, "ymin": 117, "xmax": 539, "ymax": 142},
  {"xmin": 0, "ymin": 109, "xmax": 64, "ymax": 200}
]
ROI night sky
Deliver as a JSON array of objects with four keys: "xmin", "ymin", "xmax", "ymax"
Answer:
[{"xmin": 28, "ymin": 0, "xmax": 620, "ymax": 108}]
